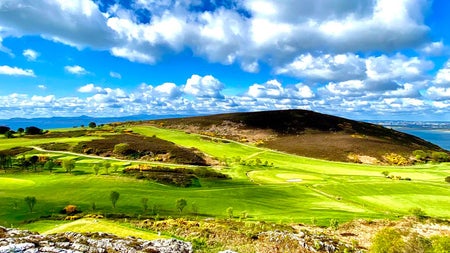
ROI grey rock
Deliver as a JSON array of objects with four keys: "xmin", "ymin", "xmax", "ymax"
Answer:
[{"xmin": 0, "ymin": 226, "xmax": 192, "ymax": 253}]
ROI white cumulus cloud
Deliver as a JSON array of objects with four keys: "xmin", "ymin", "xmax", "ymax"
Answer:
[
  {"xmin": 0, "ymin": 65, "xmax": 35, "ymax": 77},
  {"xmin": 77, "ymin": 83, "xmax": 105, "ymax": 94},
  {"xmin": 183, "ymin": 74, "xmax": 224, "ymax": 98},
  {"xmin": 23, "ymin": 49, "xmax": 39, "ymax": 61},
  {"xmin": 65, "ymin": 65, "xmax": 89, "ymax": 75}
]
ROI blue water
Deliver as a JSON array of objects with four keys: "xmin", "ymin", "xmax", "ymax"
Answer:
[{"xmin": 394, "ymin": 128, "xmax": 450, "ymax": 151}]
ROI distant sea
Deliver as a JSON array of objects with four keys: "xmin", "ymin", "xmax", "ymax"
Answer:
[{"xmin": 393, "ymin": 128, "xmax": 450, "ymax": 151}]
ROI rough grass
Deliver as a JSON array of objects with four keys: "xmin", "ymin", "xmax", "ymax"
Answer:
[{"xmin": 20, "ymin": 218, "xmax": 164, "ymax": 240}]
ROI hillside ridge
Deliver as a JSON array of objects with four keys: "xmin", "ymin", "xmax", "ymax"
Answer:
[{"xmin": 146, "ymin": 109, "xmax": 446, "ymax": 163}]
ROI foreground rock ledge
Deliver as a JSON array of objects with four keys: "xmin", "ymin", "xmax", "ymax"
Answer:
[{"xmin": 0, "ymin": 226, "xmax": 192, "ymax": 253}]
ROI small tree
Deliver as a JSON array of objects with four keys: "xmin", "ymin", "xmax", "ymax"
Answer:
[
  {"xmin": 176, "ymin": 198, "xmax": 187, "ymax": 213},
  {"xmin": 17, "ymin": 127, "xmax": 24, "ymax": 136},
  {"xmin": 226, "ymin": 207, "xmax": 234, "ymax": 219},
  {"xmin": 191, "ymin": 202, "xmax": 199, "ymax": 215},
  {"xmin": 62, "ymin": 159, "xmax": 75, "ymax": 173},
  {"xmin": 446, "ymin": 176, "xmax": 450, "ymax": 183},
  {"xmin": 24, "ymin": 196, "xmax": 36, "ymax": 213},
  {"xmin": 141, "ymin": 197, "xmax": 148, "ymax": 212},
  {"xmin": 88, "ymin": 122, "xmax": 97, "ymax": 128},
  {"xmin": 103, "ymin": 161, "xmax": 111, "ymax": 174},
  {"xmin": 29, "ymin": 155, "xmax": 39, "ymax": 172},
  {"xmin": 431, "ymin": 152, "xmax": 449, "ymax": 163},
  {"xmin": 381, "ymin": 171, "xmax": 389, "ymax": 177},
  {"xmin": 25, "ymin": 126, "xmax": 43, "ymax": 135},
  {"xmin": 92, "ymin": 164, "xmax": 100, "ymax": 175},
  {"xmin": 4, "ymin": 130, "xmax": 14, "ymax": 138},
  {"xmin": 112, "ymin": 164, "xmax": 120, "ymax": 173},
  {"xmin": 413, "ymin": 150, "xmax": 428, "ymax": 161},
  {"xmin": 44, "ymin": 159, "xmax": 56, "ymax": 173},
  {"xmin": 0, "ymin": 126, "xmax": 10, "ymax": 134},
  {"xmin": 110, "ymin": 191, "xmax": 120, "ymax": 209}
]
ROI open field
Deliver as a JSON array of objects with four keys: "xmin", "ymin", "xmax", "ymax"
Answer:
[{"xmin": 0, "ymin": 125, "xmax": 449, "ymax": 232}]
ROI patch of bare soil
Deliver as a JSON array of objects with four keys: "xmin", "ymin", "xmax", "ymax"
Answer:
[{"xmin": 161, "ymin": 120, "xmax": 276, "ymax": 143}]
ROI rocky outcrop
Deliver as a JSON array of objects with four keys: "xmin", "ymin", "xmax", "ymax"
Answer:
[{"xmin": 0, "ymin": 226, "xmax": 192, "ymax": 253}]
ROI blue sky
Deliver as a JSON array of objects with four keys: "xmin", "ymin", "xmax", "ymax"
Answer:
[{"xmin": 0, "ymin": 0, "xmax": 449, "ymax": 120}]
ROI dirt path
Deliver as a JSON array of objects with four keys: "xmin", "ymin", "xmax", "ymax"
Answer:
[{"xmin": 245, "ymin": 150, "xmax": 267, "ymax": 160}]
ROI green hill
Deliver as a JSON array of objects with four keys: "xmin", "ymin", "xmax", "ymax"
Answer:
[{"xmin": 146, "ymin": 109, "xmax": 446, "ymax": 163}]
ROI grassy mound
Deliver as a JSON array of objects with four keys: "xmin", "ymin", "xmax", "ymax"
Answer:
[{"xmin": 71, "ymin": 133, "xmax": 208, "ymax": 165}]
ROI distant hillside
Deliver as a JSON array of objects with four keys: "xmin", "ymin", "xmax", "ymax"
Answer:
[
  {"xmin": 0, "ymin": 114, "xmax": 188, "ymax": 130},
  {"xmin": 146, "ymin": 109, "xmax": 446, "ymax": 164}
]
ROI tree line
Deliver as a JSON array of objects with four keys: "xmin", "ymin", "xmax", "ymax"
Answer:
[{"xmin": 1, "ymin": 126, "xmax": 45, "ymax": 138}]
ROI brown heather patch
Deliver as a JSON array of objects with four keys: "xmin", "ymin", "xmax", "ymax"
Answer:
[
  {"xmin": 71, "ymin": 133, "xmax": 208, "ymax": 165},
  {"xmin": 135, "ymin": 110, "xmax": 446, "ymax": 164}
]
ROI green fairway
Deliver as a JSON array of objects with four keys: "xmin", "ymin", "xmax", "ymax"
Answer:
[{"xmin": 0, "ymin": 125, "xmax": 449, "ymax": 231}]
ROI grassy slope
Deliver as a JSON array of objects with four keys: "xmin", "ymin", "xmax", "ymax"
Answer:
[
  {"xmin": 0, "ymin": 126, "xmax": 448, "ymax": 230},
  {"xmin": 20, "ymin": 218, "xmax": 164, "ymax": 240}
]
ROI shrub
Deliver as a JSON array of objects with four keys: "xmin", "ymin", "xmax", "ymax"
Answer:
[
  {"xmin": 413, "ymin": 149, "xmax": 428, "ymax": 161},
  {"xmin": 409, "ymin": 207, "xmax": 427, "ymax": 220},
  {"xmin": 430, "ymin": 235, "xmax": 450, "ymax": 253},
  {"xmin": 63, "ymin": 205, "xmax": 79, "ymax": 215},
  {"xmin": 381, "ymin": 171, "xmax": 389, "ymax": 177},
  {"xmin": 446, "ymin": 176, "xmax": 450, "ymax": 183},
  {"xmin": 176, "ymin": 198, "xmax": 187, "ymax": 213},
  {"xmin": 88, "ymin": 122, "xmax": 97, "ymax": 128},
  {"xmin": 431, "ymin": 152, "xmax": 449, "ymax": 163},
  {"xmin": 329, "ymin": 219, "xmax": 339, "ymax": 230},
  {"xmin": 226, "ymin": 207, "xmax": 234, "ymax": 219},
  {"xmin": 370, "ymin": 227, "xmax": 405, "ymax": 253},
  {"xmin": 383, "ymin": 153, "xmax": 409, "ymax": 165},
  {"xmin": 113, "ymin": 143, "xmax": 134, "ymax": 156}
]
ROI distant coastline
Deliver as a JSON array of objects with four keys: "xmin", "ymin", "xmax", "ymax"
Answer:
[
  {"xmin": 392, "ymin": 128, "xmax": 450, "ymax": 151},
  {"xmin": 1, "ymin": 115, "xmax": 449, "ymax": 151},
  {"xmin": 367, "ymin": 120, "xmax": 450, "ymax": 151}
]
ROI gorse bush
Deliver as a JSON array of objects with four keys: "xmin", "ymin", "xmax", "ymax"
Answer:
[
  {"xmin": 63, "ymin": 205, "xmax": 79, "ymax": 215},
  {"xmin": 370, "ymin": 227, "xmax": 405, "ymax": 253},
  {"xmin": 383, "ymin": 153, "xmax": 409, "ymax": 165},
  {"xmin": 370, "ymin": 227, "xmax": 449, "ymax": 253},
  {"xmin": 445, "ymin": 176, "xmax": 450, "ymax": 183}
]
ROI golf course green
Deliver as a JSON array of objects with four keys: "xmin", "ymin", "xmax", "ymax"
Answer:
[{"xmin": 0, "ymin": 124, "xmax": 448, "ymax": 234}]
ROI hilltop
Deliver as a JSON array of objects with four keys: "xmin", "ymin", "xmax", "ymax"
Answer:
[{"xmin": 144, "ymin": 109, "xmax": 446, "ymax": 164}]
